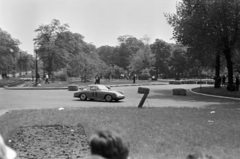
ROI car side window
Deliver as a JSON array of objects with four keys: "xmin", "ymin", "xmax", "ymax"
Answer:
[{"xmin": 90, "ymin": 86, "xmax": 97, "ymax": 91}]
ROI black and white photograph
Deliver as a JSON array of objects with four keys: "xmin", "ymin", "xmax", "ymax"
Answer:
[{"xmin": 1, "ymin": 0, "xmax": 240, "ymax": 159}]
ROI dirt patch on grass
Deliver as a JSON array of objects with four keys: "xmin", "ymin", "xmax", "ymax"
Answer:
[{"xmin": 8, "ymin": 124, "xmax": 90, "ymax": 159}]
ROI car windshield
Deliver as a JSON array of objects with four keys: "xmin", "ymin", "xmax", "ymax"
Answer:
[{"xmin": 97, "ymin": 85, "xmax": 109, "ymax": 90}]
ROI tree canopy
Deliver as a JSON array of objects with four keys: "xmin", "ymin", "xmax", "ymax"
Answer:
[
  {"xmin": 165, "ymin": 0, "xmax": 240, "ymax": 88},
  {"xmin": 0, "ymin": 28, "xmax": 20, "ymax": 73}
]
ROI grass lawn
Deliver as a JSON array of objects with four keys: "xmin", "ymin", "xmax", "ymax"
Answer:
[
  {"xmin": 192, "ymin": 86, "xmax": 240, "ymax": 98},
  {"xmin": 1, "ymin": 107, "xmax": 240, "ymax": 159}
]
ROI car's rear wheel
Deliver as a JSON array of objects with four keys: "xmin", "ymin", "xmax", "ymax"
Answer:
[
  {"xmin": 105, "ymin": 95, "xmax": 112, "ymax": 102},
  {"xmin": 80, "ymin": 94, "xmax": 87, "ymax": 100}
]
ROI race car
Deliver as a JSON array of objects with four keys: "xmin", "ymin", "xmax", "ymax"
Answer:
[{"xmin": 74, "ymin": 84, "xmax": 125, "ymax": 102}]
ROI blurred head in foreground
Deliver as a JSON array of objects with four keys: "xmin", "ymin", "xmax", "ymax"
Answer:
[
  {"xmin": 89, "ymin": 129, "xmax": 129, "ymax": 159},
  {"xmin": 0, "ymin": 135, "xmax": 17, "ymax": 159}
]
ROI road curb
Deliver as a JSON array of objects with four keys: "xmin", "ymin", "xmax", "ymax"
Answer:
[
  {"xmin": 190, "ymin": 88, "xmax": 240, "ymax": 100},
  {"xmin": 4, "ymin": 86, "xmax": 68, "ymax": 90}
]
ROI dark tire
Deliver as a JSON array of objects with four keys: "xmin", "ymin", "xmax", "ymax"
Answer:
[
  {"xmin": 80, "ymin": 94, "xmax": 87, "ymax": 100},
  {"xmin": 105, "ymin": 95, "xmax": 112, "ymax": 102}
]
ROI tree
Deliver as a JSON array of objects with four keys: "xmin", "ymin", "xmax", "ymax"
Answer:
[
  {"xmin": 16, "ymin": 51, "xmax": 34, "ymax": 75},
  {"xmin": 67, "ymin": 40, "xmax": 107, "ymax": 82},
  {"xmin": 113, "ymin": 35, "xmax": 144, "ymax": 69},
  {"xmin": 0, "ymin": 28, "xmax": 20, "ymax": 75},
  {"xmin": 169, "ymin": 45, "xmax": 188, "ymax": 79},
  {"xmin": 165, "ymin": 0, "xmax": 240, "ymax": 90},
  {"xmin": 112, "ymin": 45, "xmax": 131, "ymax": 69},
  {"xmin": 150, "ymin": 39, "xmax": 171, "ymax": 78},
  {"xmin": 34, "ymin": 19, "xmax": 70, "ymax": 76},
  {"xmin": 97, "ymin": 45, "xmax": 115, "ymax": 65},
  {"xmin": 128, "ymin": 47, "xmax": 154, "ymax": 75}
]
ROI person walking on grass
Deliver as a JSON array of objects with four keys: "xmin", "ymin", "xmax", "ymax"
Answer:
[
  {"xmin": 45, "ymin": 73, "xmax": 49, "ymax": 84},
  {"xmin": 85, "ymin": 129, "xmax": 130, "ymax": 159}
]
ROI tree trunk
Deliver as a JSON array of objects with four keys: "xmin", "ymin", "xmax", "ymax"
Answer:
[
  {"xmin": 223, "ymin": 47, "xmax": 234, "ymax": 91},
  {"xmin": 225, "ymin": 54, "xmax": 234, "ymax": 84},
  {"xmin": 214, "ymin": 54, "xmax": 221, "ymax": 88}
]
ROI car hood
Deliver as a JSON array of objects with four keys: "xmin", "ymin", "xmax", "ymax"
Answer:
[{"xmin": 108, "ymin": 90, "xmax": 124, "ymax": 94}]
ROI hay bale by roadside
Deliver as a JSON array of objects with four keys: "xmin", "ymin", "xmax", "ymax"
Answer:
[
  {"xmin": 138, "ymin": 87, "xmax": 149, "ymax": 93},
  {"xmin": 172, "ymin": 88, "xmax": 187, "ymax": 96}
]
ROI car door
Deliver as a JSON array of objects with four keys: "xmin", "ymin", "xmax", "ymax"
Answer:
[
  {"xmin": 96, "ymin": 86, "xmax": 106, "ymax": 99},
  {"xmin": 89, "ymin": 86, "xmax": 98, "ymax": 99}
]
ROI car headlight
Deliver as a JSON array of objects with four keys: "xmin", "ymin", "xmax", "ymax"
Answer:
[
  {"xmin": 117, "ymin": 91, "xmax": 124, "ymax": 95},
  {"xmin": 115, "ymin": 92, "xmax": 124, "ymax": 97}
]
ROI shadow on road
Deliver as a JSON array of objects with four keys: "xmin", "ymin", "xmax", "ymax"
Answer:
[{"xmin": 72, "ymin": 99, "xmax": 124, "ymax": 103}]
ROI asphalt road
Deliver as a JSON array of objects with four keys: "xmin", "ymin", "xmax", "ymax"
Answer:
[{"xmin": 1, "ymin": 84, "xmax": 240, "ymax": 116}]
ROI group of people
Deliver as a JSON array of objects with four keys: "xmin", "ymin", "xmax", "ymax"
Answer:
[
  {"xmin": 95, "ymin": 75, "xmax": 101, "ymax": 84},
  {"xmin": 1, "ymin": 72, "xmax": 8, "ymax": 79},
  {"xmin": 214, "ymin": 75, "xmax": 227, "ymax": 86},
  {"xmin": 214, "ymin": 74, "xmax": 239, "ymax": 91}
]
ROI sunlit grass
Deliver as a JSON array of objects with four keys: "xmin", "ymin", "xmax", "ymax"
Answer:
[{"xmin": 1, "ymin": 107, "xmax": 240, "ymax": 159}]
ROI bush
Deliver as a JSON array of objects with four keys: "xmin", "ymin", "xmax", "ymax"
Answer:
[
  {"xmin": 138, "ymin": 74, "xmax": 150, "ymax": 80},
  {"xmin": 227, "ymin": 84, "xmax": 236, "ymax": 91},
  {"xmin": 55, "ymin": 73, "xmax": 67, "ymax": 81},
  {"xmin": 138, "ymin": 68, "xmax": 151, "ymax": 80}
]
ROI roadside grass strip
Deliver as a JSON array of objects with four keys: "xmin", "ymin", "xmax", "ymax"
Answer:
[
  {"xmin": 1, "ymin": 107, "xmax": 240, "ymax": 159},
  {"xmin": 191, "ymin": 87, "xmax": 240, "ymax": 100}
]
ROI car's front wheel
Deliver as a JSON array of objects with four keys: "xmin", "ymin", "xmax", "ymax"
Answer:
[
  {"xmin": 80, "ymin": 94, "xmax": 87, "ymax": 100},
  {"xmin": 105, "ymin": 95, "xmax": 112, "ymax": 102}
]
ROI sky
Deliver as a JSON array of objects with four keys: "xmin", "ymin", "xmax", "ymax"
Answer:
[{"xmin": 0, "ymin": 0, "xmax": 180, "ymax": 55}]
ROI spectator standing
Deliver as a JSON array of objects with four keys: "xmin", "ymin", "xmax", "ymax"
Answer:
[
  {"xmin": 132, "ymin": 74, "xmax": 136, "ymax": 84},
  {"xmin": 98, "ymin": 75, "xmax": 101, "ymax": 84},
  {"xmin": 95, "ymin": 75, "xmax": 99, "ymax": 84},
  {"xmin": 45, "ymin": 73, "xmax": 49, "ymax": 84},
  {"xmin": 86, "ymin": 129, "xmax": 129, "ymax": 159},
  {"xmin": 236, "ymin": 75, "xmax": 239, "ymax": 91},
  {"xmin": 0, "ymin": 134, "xmax": 17, "ymax": 159}
]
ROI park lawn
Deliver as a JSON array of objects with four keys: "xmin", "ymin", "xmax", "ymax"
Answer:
[
  {"xmin": 192, "ymin": 86, "xmax": 240, "ymax": 98},
  {"xmin": 0, "ymin": 107, "xmax": 240, "ymax": 159}
]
